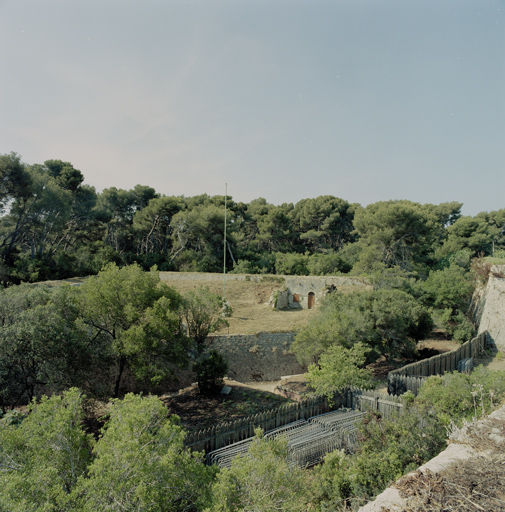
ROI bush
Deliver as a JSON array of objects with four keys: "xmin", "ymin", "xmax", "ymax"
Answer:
[
  {"xmin": 432, "ymin": 308, "xmax": 475, "ymax": 342},
  {"xmin": 416, "ymin": 366, "xmax": 505, "ymax": 425},
  {"xmin": 274, "ymin": 252, "xmax": 309, "ymax": 275},
  {"xmin": 193, "ymin": 350, "xmax": 228, "ymax": 395},
  {"xmin": 306, "ymin": 252, "xmax": 352, "ymax": 275},
  {"xmin": 310, "ymin": 407, "xmax": 445, "ymax": 509},
  {"xmin": 208, "ymin": 430, "xmax": 309, "ymax": 512}
]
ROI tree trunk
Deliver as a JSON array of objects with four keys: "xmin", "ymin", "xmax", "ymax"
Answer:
[{"xmin": 114, "ymin": 355, "xmax": 127, "ymax": 398}]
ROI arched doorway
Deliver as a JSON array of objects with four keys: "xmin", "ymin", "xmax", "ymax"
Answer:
[{"xmin": 308, "ymin": 292, "xmax": 315, "ymax": 309}]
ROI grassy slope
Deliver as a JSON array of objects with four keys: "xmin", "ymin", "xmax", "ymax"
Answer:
[
  {"xmin": 159, "ymin": 276, "xmax": 316, "ymax": 335},
  {"xmin": 44, "ymin": 272, "xmax": 368, "ymax": 335}
]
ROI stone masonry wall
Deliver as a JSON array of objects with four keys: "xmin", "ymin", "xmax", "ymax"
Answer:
[
  {"xmin": 472, "ymin": 265, "xmax": 505, "ymax": 351},
  {"xmin": 206, "ymin": 332, "xmax": 304, "ymax": 382},
  {"xmin": 159, "ymin": 271, "xmax": 284, "ymax": 284}
]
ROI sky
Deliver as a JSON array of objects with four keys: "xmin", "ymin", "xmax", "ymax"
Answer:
[{"xmin": 1, "ymin": 0, "xmax": 504, "ymax": 216}]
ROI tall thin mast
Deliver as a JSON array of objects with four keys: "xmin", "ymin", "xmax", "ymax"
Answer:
[{"xmin": 223, "ymin": 183, "xmax": 227, "ymax": 302}]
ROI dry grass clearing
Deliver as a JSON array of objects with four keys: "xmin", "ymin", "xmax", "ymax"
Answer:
[
  {"xmin": 158, "ymin": 275, "xmax": 317, "ymax": 335},
  {"xmin": 43, "ymin": 272, "xmax": 368, "ymax": 335}
]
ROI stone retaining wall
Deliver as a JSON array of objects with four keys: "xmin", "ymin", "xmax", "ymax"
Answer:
[
  {"xmin": 206, "ymin": 332, "xmax": 304, "ymax": 382},
  {"xmin": 159, "ymin": 271, "xmax": 284, "ymax": 284},
  {"xmin": 472, "ymin": 264, "xmax": 505, "ymax": 351}
]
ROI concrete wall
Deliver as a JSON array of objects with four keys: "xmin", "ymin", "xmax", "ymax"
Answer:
[
  {"xmin": 207, "ymin": 332, "xmax": 304, "ymax": 382},
  {"xmin": 472, "ymin": 265, "xmax": 505, "ymax": 351}
]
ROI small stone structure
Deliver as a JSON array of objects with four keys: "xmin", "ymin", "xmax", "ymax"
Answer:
[{"xmin": 272, "ymin": 275, "xmax": 370, "ymax": 310}]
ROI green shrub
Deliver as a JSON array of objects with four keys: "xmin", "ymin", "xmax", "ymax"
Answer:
[
  {"xmin": 274, "ymin": 252, "xmax": 309, "ymax": 275},
  {"xmin": 416, "ymin": 366, "xmax": 505, "ymax": 425},
  {"xmin": 310, "ymin": 407, "xmax": 445, "ymax": 509},
  {"xmin": 193, "ymin": 350, "xmax": 228, "ymax": 395}
]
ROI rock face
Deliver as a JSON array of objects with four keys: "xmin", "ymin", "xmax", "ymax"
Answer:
[{"xmin": 472, "ymin": 265, "xmax": 505, "ymax": 351}]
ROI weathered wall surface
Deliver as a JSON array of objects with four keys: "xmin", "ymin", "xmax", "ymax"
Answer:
[
  {"xmin": 160, "ymin": 271, "xmax": 283, "ymax": 284},
  {"xmin": 207, "ymin": 332, "xmax": 304, "ymax": 382},
  {"xmin": 283, "ymin": 275, "xmax": 370, "ymax": 309},
  {"xmin": 472, "ymin": 265, "xmax": 505, "ymax": 351}
]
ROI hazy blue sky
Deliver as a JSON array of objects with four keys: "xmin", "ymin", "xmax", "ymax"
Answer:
[{"xmin": 1, "ymin": 0, "xmax": 504, "ymax": 216}]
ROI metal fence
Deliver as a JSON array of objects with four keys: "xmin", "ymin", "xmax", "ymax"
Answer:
[
  {"xmin": 184, "ymin": 394, "xmax": 343, "ymax": 453},
  {"xmin": 206, "ymin": 408, "xmax": 366, "ymax": 469},
  {"xmin": 185, "ymin": 388, "xmax": 402, "ymax": 453}
]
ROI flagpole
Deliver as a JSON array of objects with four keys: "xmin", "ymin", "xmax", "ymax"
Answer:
[{"xmin": 223, "ymin": 183, "xmax": 227, "ymax": 302}]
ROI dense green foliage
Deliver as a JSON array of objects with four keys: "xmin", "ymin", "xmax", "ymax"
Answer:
[
  {"xmin": 292, "ymin": 289, "xmax": 433, "ymax": 366},
  {"xmin": 181, "ymin": 286, "xmax": 231, "ymax": 356},
  {"xmin": 77, "ymin": 263, "xmax": 189, "ymax": 398},
  {"xmin": 0, "ymin": 389, "xmax": 93, "ymax": 511},
  {"xmin": 0, "ymin": 284, "xmax": 94, "ymax": 409},
  {"xmin": 309, "ymin": 405, "xmax": 446, "ymax": 511},
  {"xmin": 0, "ymin": 153, "xmax": 503, "ymax": 285},
  {"xmin": 206, "ymin": 430, "xmax": 309, "ymax": 512},
  {"xmin": 416, "ymin": 366, "xmax": 505, "ymax": 426},
  {"xmin": 0, "ymin": 153, "xmax": 501, "ymax": 352},
  {"xmin": 0, "ymin": 264, "xmax": 194, "ymax": 408},
  {"xmin": 4, "ymin": 366, "xmax": 502, "ymax": 512},
  {"xmin": 306, "ymin": 343, "xmax": 375, "ymax": 403},
  {"xmin": 76, "ymin": 393, "xmax": 214, "ymax": 512},
  {"xmin": 193, "ymin": 350, "xmax": 229, "ymax": 395},
  {"xmin": 0, "ymin": 390, "xmax": 215, "ymax": 512}
]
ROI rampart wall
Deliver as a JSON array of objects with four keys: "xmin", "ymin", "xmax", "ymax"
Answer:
[
  {"xmin": 472, "ymin": 264, "xmax": 505, "ymax": 351},
  {"xmin": 159, "ymin": 271, "xmax": 282, "ymax": 284},
  {"xmin": 207, "ymin": 332, "xmax": 304, "ymax": 382},
  {"xmin": 283, "ymin": 275, "xmax": 370, "ymax": 309},
  {"xmin": 159, "ymin": 271, "xmax": 370, "ymax": 309}
]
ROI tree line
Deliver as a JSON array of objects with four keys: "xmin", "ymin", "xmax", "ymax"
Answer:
[{"xmin": 1, "ymin": 152, "xmax": 504, "ymax": 285}]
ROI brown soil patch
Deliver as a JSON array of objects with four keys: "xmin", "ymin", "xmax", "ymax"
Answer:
[
  {"xmin": 159, "ymin": 383, "xmax": 290, "ymax": 432},
  {"xmin": 417, "ymin": 329, "xmax": 461, "ymax": 353}
]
